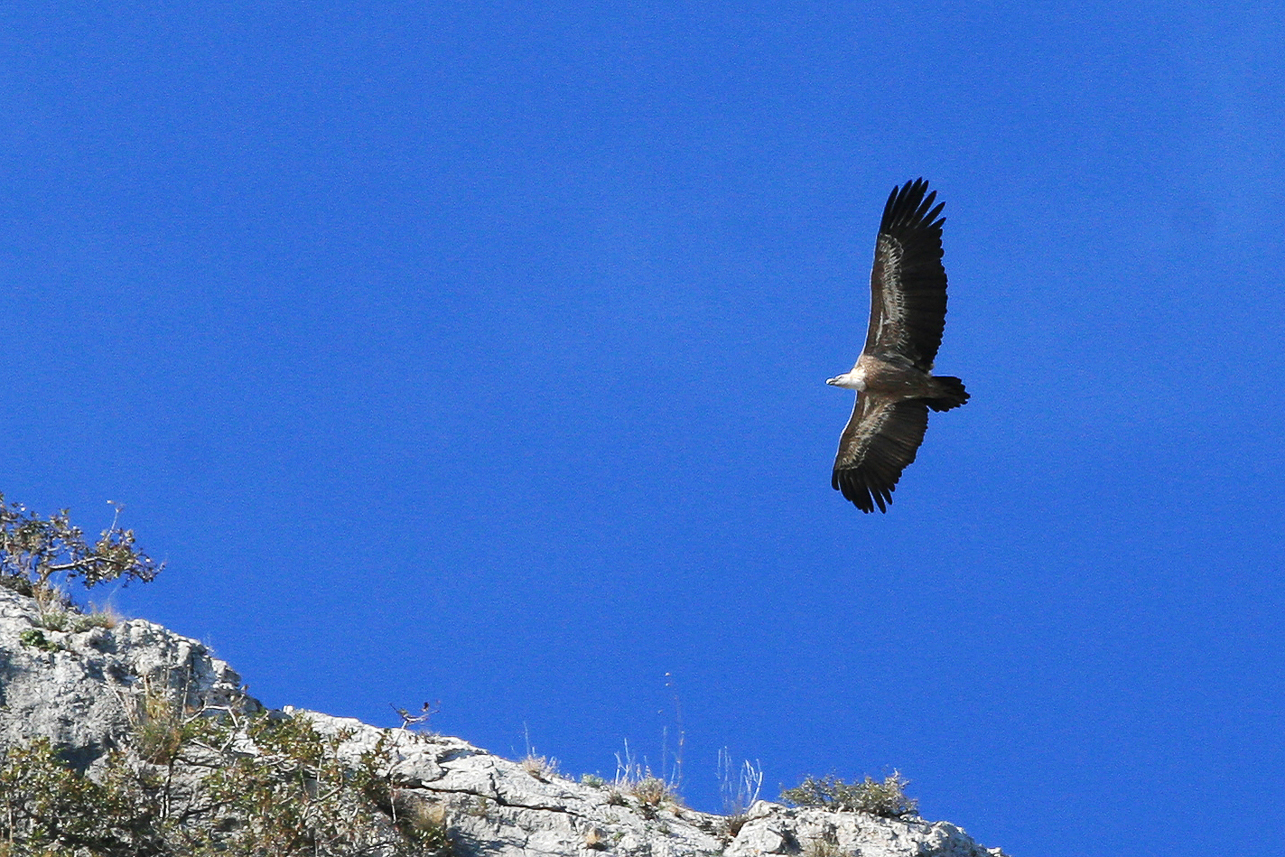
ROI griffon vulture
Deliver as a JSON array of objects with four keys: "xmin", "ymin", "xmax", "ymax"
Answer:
[{"xmin": 827, "ymin": 179, "xmax": 968, "ymax": 512}]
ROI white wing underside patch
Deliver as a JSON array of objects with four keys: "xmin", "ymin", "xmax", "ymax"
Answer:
[
  {"xmin": 874, "ymin": 235, "xmax": 910, "ymax": 354},
  {"xmin": 843, "ymin": 398, "xmax": 894, "ymax": 466}
]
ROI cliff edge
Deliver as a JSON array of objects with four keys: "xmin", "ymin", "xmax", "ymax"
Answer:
[{"xmin": 0, "ymin": 588, "xmax": 1009, "ymax": 857}]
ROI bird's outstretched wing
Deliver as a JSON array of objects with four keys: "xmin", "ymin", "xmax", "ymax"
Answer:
[
  {"xmin": 865, "ymin": 179, "xmax": 947, "ymax": 372},
  {"xmin": 832, "ymin": 395, "xmax": 930, "ymax": 513}
]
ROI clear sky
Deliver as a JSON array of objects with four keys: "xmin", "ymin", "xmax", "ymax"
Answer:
[{"xmin": 3, "ymin": 3, "xmax": 1283, "ymax": 855}]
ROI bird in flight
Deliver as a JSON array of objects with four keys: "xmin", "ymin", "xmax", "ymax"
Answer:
[{"xmin": 827, "ymin": 179, "xmax": 968, "ymax": 513}]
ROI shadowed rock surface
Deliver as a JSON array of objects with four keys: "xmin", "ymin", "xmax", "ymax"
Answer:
[{"xmin": 0, "ymin": 588, "xmax": 1009, "ymax": 857}]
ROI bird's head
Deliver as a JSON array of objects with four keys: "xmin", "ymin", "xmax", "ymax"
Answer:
[{"xmin": 826, "ymin": 372, "xmax": 864, "ymax": 391}]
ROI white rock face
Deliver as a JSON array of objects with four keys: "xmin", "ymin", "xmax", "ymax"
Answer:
[
  {"xmin": 0, "ymin": 588, "xmax": 251, "ymax": 772},
  {"xmin": 0, "ymin": 588, "xmax": 1009, "ymax": 857},
  {"xmin": 724, "ymin": 800, "xmax": 1003, "ymax": 857}
]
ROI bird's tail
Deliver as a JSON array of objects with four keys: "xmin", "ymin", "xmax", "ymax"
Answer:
[{"xmin": 926, "ymin": 376, "xmax": 969, "ymax": 412}]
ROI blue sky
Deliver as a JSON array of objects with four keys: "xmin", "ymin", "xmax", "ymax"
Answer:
[{"xmin": 3, "ymin": 3, "xmax": 1283, "ymax": 854}]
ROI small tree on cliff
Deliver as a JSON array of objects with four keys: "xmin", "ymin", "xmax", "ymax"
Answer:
[{"xmin": 0, "ymin": 493, "xmax": 162, "ymax": 597}]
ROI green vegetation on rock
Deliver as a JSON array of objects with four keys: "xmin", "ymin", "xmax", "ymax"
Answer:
[
  {"xmin": 780, "ymin": 772, "xmax": 919, "ymax": 819},
  {"xmin": 0, "ymin": 700, "xmax": 455, "ymax": 856}
]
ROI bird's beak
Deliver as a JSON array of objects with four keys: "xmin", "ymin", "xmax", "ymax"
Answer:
[{"xmin": 826, "ymin": 377, "xmax": 839, "ymax": 386}]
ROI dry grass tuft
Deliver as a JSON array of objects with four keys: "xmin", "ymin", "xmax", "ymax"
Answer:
[{"xmin": 521, "ymin": 753, "xmax": 560, "ymax": 782}]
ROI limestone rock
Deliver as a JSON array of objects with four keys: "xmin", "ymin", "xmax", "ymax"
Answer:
[
  {"xmin": 724, "ymin": 801, "xmax": 1006, "ymax": 857},
  {"xmin": 0, "ymin": 587, "xmax": 1010, "ymax": 857},
  {"xmin": 0, "ymin": 588, "xmax": 252, "ymax": 771}
]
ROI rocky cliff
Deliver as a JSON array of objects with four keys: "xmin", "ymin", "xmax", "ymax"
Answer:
[{"xmin": 0, "ymin": 588, "xmax": 1009, "ymax": 857}]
